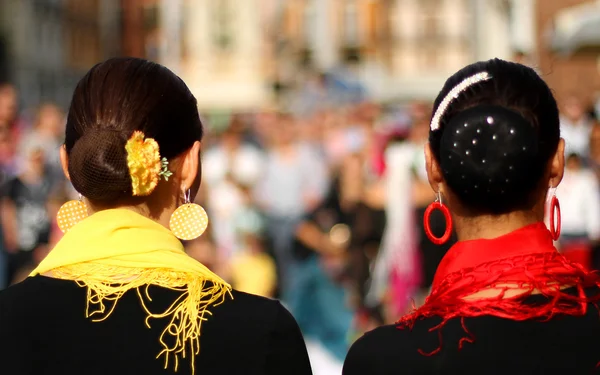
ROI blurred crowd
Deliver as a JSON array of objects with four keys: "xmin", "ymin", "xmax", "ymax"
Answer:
[{"xmin": 3, "ymin": 79, "xmax": 600, "ymax": 365}]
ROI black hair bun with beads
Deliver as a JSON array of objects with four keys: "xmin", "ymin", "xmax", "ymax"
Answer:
[{"xmin": 438, "ymin": 105, "xmax": 540, "ymax": 213}]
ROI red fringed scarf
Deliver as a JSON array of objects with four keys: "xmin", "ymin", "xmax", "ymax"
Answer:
[{"xmin": 397, "ymin": 223, "xmax": 600, "ymax": 355}]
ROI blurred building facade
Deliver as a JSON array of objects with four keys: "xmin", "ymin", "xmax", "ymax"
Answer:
[
  {"xmin": 270, "ymin": 0, "xmax": 518, "ymax": 101},
  {"xmin": 180, "ymin": 0, "xmax": 270, "ymax": 110},
  {"xmin": 2, "ymin": 0, "xmax": 600, "ymax": 112},
  {"xmin": 0, "ymin": 0, "xmax": 122, "ymax": 109},
  {"xmin": 122, "ymin": 0, "xmax": 270, "ymax": 111},
  {"xmin": 119, "ymin": 0, "xmax": 520, "ymax": 109},
  {"xmin": 121, "ymin": 0, "xmax": 161, "ymax": 61},
  {"xmin": 538, "ymin": 0, "xmax": 600, "ymax": 105}
]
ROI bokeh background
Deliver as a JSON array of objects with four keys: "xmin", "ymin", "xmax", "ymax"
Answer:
[{"xmin": 2, "ymin": 1, "xmax": 600, "ymax": 374}]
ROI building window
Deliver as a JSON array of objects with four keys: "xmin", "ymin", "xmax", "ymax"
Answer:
[
  {"xmin": 365, "ymin": 0, "xmax": 379, "ymax": 46},
  {"xmin": 283, "ymin": 1, "xmax": 304, "ymax": 45},
  {"xmin": 180, "ymin": 2, "xmax": 190, "ymax": 61},
  {"xmin": 212, "ymin": 0, "xmax": 234, "ymax": 51},
  {"xmin": 342, "ymin": 0, "xmax": 359, "ymax": 47},
  {"xmin": 145, "ymin": 30, "xmax": 160, "ymax": 61},
  {"xmin": 65, "ymin": 0, "xmax": 101, "ymax": 69},
  {"xmin": 142, "ymin": 3, "xmax": 161, "ymax": 61},
  {"xmin": 143, "ymin": 3, "xmax": 159, "ymax": 30},
  {"xmin": 391, "ymin": 0, "xmax": 473, "ymax": 75}
]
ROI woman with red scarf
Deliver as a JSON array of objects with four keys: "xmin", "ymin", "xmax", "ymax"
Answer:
[{"xmin": 343, "ymin": 59, "xmax": 600, "ymax": 374}]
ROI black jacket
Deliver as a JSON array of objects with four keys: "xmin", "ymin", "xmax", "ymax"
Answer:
[
  {"xmin": 0, "ymin": 276, "xmax": 313, "ymax": 375},
  {"xmin": 344, "ymin": 288, "xmax": 600, "ymax": 375}
]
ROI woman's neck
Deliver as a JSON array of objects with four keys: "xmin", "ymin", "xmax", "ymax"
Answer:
[
  {"xmin": 453, "ymin": 210, "xmax": 542, "ymax": 241},
  {"xmin": 87, "ymin": 204, "xmax": 175, "ymax": 232}
]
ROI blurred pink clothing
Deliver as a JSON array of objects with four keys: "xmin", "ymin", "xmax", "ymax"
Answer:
[{"xmin": 389, "ymin": 252, "xmax": 421, "ymax": 316}]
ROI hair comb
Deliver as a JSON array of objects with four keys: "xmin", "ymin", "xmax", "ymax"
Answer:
[{"xmin": 430, "ymin": 72, "xmax": 492, "ymax": 131}]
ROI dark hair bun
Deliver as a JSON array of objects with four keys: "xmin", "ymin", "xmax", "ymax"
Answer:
[
  {"xmin": 64, "ymin": 58, "xmax": 204, "ymax": 205},
  {"xmin": 68, "ymin": 129, "xmax": 133, "ymax": 202},
  {"xmin": 429, "ymin": 59, "xmax": 560, "ymax": 214},
  {"xmin": 439, "ymin": 105, "xmax": 540, "ymax": 212}
]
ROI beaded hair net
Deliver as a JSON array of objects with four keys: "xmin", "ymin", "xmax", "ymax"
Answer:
[{"xmin": 430, "ymin": 72, "xmax": 492, "ymax": 131}]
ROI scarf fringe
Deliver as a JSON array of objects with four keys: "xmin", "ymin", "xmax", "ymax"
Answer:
[
  {"xmin": 397, "ymin": 253, "xmax": 600, "ymax": 355},
  {"xmin": 49, "ymin": 264, "xmax": 232, "ymax": 374}
]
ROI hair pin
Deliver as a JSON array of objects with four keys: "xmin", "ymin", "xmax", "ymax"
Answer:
[
  {"xmin": 159, "ymin": 157, "xmax": 172, "ymax": 181},
  {"xmin": 430, "ymin": 72, "xmax": 492, "ymax": 131}
]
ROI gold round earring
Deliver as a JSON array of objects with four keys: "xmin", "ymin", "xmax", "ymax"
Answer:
[
  {"xmin": 169, "ymin": 189, "xmax": 209, "ymax": 241},
  {"xmin": 56, "ymin": 194, "xmax": 89, "ymax": 233}
]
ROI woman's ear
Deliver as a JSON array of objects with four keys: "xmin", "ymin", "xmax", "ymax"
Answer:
[
  {"xmin": 180, "ymin": 141, "xmax": 201, "ymax": 192},
  {"xmin": 549, "ymin": 138, "xmax": 565, "ymax": 188},
  {"xmin": 424, "ymin": 143, "xmax": 444, "ymax": 192},
  {"xmin": 59, "ymin": 145, "xmax": 70, "ymax": 181}
]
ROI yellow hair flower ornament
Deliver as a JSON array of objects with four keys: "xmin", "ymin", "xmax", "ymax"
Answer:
[{"xmin": 125, "ymin": 131, "xmax": 171, "ymax": 196}]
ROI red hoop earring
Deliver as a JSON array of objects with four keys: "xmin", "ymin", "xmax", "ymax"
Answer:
[
  {"xmin": 424, "ymin": 193, "xmax": 453, "ymax": 245},
  {"xmin": 549, "ymin": 194, "xmax": 561, "ymax": 241}
]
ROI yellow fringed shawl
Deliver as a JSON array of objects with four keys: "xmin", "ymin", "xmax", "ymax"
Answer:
[{"xmin": 30, "ymin": 208, "xmax": 232, "ymax": 374}]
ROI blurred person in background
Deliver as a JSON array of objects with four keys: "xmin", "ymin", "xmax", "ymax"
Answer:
[
  {"xmin": 0, "ymin": 83, "xmax": 20, "ymax": 183},
  {"xmin": 292, "ymin": 72, "xmax": 332, "ymax": 117},
  {"xmin": 0, "ymin": 124, "xmax": 10, "ymax": 289},
  {"xmin": 555, "ymin": 153, "xmax": 600, "ymax": 270},
  {"xmin": 1, "ymin": 138, "xmax": 53, "ymax": 287},
  {"xmin": 252, "ymin": 110, "xmax": 278, "ymax": 149},
  {"xmin": 255, "ymin": 113, "xmax": 328, "ymax": 298},
  {"xmin": 289, "ymin": 103, "xmax": 387, "ymax": 362},
  {"xmin": 590, "ymin": 121, "xmax": 600, "ymax": 165},
  {"xmin": 19, "ymin": 103, "xmax": 65, "ymax": 182},
  {"xmin": 184, "ymin": 225, "xmax": 219, "ymax": 273},
  {"xmin": 322, "ymin": 109, "xmax": 351, "ymax": 166},
  {"xmin": 560, "ymin": 95, "xmax": 593, "ymax": 157},
  {"xmin": 587, "ymin": 123, "xmax": 600, "ymax": 270},
  {"xmin": 366, "ymin": 117, "xmax": 421, "ymax": 324},
  {"xmin": 0, "ymin": 84, "xmax": 21, "ymax": 132},
  {"xmin": 345, "ymin": 58, "xmax": 600, "ymax": 375},
  {"xmin": 588, "ymin": 121, "xmax": 600, "ymax": 180},
  {"xmin": 0, "ymin": 84, "xmax": 17, "ymax": 124},
  {"xmin": 339, "ymin": 111, "xmax": 387, "ymax": 314},
  {"xmin": 293, "ymin": 166, "xmax": 354, "ymax": 365},
  {"xmin": 0, "ymin": 124, "xmax": 13, "ymax": 182},
  {"xmin": 229, "ymin": 185, "xmax": 276, "ymax": 298},
  {"xmin": 297, "ymin": 112, "xmax": 327, "ymax": 159},
  {"xmin": 202, "ymin": 115, "xmax": 264, "ymax": 261},
  {"xmin": 0, "ymin": 83, "xmax": 22, "ymax": 290}
]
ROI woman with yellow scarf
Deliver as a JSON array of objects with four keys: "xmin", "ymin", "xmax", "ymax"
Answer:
[{"xmin": 0, "ymin": 58, "xmax": 312, "ymax": 375}]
